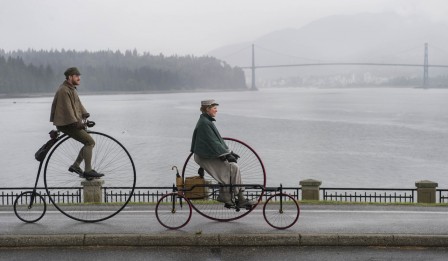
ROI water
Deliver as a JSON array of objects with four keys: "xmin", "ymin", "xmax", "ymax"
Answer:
[{"xmin": 2, "ymin": 87, "xmax": 448, "ymax": 188}]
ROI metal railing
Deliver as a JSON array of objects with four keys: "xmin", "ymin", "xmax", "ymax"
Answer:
[
  {"xmin": 2, "ymin": 186, "xmax": 447, "ymax": 206},
  {"xmin": 438, "ymin": 189, "xmax": 448, "ymax": 203},
  {"xmin": 321, "ymin": 188, "xmax": 416, "ymax": 203}
]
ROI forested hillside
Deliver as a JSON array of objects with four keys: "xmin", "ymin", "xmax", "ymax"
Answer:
[{"xmin": 0, "ymin": 49, "xmax": 247, "ymax": 94}]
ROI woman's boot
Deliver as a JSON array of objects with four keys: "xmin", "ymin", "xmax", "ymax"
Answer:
[{"xmin": 237, "ymin": 191, "xmax": 255, "ymax": 209}]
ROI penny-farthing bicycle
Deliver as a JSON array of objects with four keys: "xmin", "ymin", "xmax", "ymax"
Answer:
[
  {"xmin": 14, "ymin": 121, "xmax": 136, "ymax": 223},
  {"xmin": 155, "ymin": 137, "xmax": 300, "ymax": 229}
]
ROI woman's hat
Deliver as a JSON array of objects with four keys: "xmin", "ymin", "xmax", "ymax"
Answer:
[{"xmin": 201, "ymin": 99, "xmax": 219, "ymax": 106}]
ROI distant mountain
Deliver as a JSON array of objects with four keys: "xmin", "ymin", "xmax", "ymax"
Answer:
[{"xmin": 208, "ymin": 13, "xmax": 448, "ymax": 86}]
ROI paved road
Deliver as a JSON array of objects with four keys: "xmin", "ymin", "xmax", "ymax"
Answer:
[
  {"xmin": 1, "ymin": 204, "xmax": 448, "ymax": 247},
  {"xmin": 2, "ymin": 204, "xmax": 448, "ymax": 235}
]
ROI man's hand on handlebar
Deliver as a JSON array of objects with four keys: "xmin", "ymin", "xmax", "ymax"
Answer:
[
  {"xmin": 76, "ymin": 119, "xmax": 95, "ymax": 129},
  {"xmin": 85, "ymin": 120, "xmax": 95, "ymax": 128}
]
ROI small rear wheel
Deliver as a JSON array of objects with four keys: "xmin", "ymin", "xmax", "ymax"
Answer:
[
  {"xmin": 263, "ymin": 193, "xmax": 300, "ymax": 229},
  {"xmin": 156, "ymin": 193, "xmax": 192, "ymax": 229},
  {"xmin": 14, "ymin": 191, "xmax": 47, "ymax": 223}
]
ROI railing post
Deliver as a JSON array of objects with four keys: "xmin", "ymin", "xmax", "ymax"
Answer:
[
  {"xmin": 415, "ymin": 180, "xmax": 437, "ymax": 203},
  {"xmin": 299, "ymin": 179, "xmax": 322, "ymax": 200},
  {"xmin": 81, "ymin": 179, "xmax": 104, "ymax": 203}
]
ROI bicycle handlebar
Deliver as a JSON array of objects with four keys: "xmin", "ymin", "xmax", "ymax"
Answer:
[{"xmin": 85, "ymin": 120, "xmax": 96, "ymax": 128}]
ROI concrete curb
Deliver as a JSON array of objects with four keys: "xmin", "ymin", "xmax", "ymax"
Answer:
[{"xmin": 2, "ymin": 233, "xmax": 448, "ymax": 247}]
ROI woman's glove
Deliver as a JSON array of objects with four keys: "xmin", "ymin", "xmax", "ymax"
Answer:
[{"xmin": 226, "ymin": 153, "xmax": 238, "ymax": 163}]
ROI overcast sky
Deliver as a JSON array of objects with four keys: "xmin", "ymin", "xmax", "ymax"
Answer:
[{"xmin": 1, "ymin": 0, "xmax": 447, "ymax": 56}]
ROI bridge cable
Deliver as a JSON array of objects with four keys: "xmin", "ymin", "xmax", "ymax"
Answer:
[
  {"xmin": 218, "ymin": 45, "xmax": 252, "ymax": 60},
  {"xmin": 430, "ymin": 44, "xmax": 448, "ymax": 57},
  {"xmin": 254, "ymin": 44, "xmax": 323, "ymax": 62}
]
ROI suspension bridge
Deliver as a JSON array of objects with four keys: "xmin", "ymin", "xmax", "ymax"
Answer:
[{"xmin": 236, "ymin": 43, "xmax": 448, "ymax": 90}]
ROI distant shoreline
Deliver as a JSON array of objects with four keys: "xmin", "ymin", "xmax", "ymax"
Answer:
[{"xmin": 0, "ymin": 88, "xmax": 249, "ymax": 100}]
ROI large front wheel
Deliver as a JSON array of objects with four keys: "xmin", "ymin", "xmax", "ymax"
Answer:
[
  {"xmin": 44, "ymin": 131, "xmax": 136, "ymax": 222},
  {"xmin": 182, "ymin": 137, "xmax": 266, "ymax": 222}
]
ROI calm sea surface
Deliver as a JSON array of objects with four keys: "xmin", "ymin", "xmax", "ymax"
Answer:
[{"xmin": 2, "ymin": 87, "xmax": 448, "ymax": 188}]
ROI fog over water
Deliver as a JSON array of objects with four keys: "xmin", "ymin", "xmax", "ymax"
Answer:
[
  {"xmin": 2, "ymin": 1, "xmax": 448, "ymax": 56},
  {"xmin": 2, "ymin": 87, "xmax": 448, "ymax": 188}
]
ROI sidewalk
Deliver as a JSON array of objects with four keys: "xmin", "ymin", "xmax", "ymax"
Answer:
[
  {"xmin": 2, "ymin": 204, "xmax": 448, "ymax": 247},
  {"xmin": 3, "ymin": 233, "xmax": 448, "ymax": 248}
]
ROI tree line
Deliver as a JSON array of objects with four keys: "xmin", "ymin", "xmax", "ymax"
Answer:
[{"xmin": 0, "ymin": 49, "xmax": 247, "ymax": 94}]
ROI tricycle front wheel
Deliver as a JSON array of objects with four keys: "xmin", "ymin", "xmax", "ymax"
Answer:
[
  {"xmin": 155, "ymin": 193, "xmax": 192, "ymax": 229},
  {"xmin": 263, "ymin": 193, "xmax": 300, "ymax": 229}
]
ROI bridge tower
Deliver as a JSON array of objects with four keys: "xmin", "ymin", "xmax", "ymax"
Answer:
[
  {"xmin": 250, "ymin": 44, "xmax": 257, "ymax": 90},
  {"xmin": 423, "ymin": 42, "xmax": 429, "ymax": 88}
]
